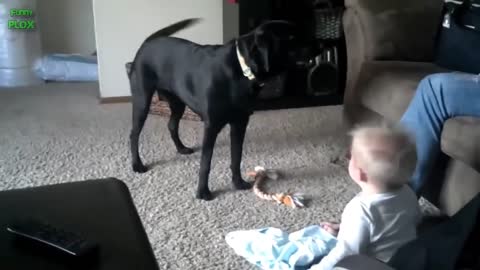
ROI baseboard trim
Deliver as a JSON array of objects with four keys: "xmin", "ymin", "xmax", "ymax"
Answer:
[{"xmin": 100, "ymin": 96, "xmax": 132, "ymax": 104}]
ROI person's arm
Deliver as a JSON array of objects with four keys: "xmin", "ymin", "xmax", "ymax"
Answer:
[{"xmin": 310, "ymin": 203, "xmax": 371, "ymax": 270}]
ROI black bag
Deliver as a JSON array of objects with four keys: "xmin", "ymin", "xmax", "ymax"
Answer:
[{"xmin": 435, "ymin": 0, "xmax": 480, "ymax": 74}]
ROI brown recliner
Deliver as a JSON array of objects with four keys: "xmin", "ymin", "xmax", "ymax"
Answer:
[{"xmin": 342, "ymin": 0, "xmax": 480, "ymax": 215}]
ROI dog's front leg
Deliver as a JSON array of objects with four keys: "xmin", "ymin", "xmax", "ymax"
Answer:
[
  {"xmin": 196, "ymin": 124, "xmax": 222, "ymax": 201},
  {"xmin": 230, "ymin": 117, "xmax": 253, "ymax": 190}
]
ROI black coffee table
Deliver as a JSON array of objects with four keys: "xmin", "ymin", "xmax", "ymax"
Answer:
[{"xmin": 0, "ymin": 178, "xmax": 159, "ymax": 270}]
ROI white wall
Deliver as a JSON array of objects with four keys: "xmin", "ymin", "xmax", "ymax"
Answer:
[
  {"xmin": 93, "ymin": 0, "xmax": 224, "ymax": 98},
  {"xmin": 223, "ymin": 1, "xmax": 239, "ymax": 43},
  {"xmin": 37, "ymin": 0, "xmax": 96, "ymax": 54}
]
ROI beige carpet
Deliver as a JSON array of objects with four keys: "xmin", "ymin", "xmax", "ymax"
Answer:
[{"xmin": 0, "ymin": 83, "xmax": 435, "ymax": 269}]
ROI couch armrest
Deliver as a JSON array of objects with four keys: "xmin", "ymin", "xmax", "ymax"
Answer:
[
  {"xmin": 333, "ymin": 255, "xmax": 394, "ymax": 270},
  {"xmin": 344, "ymin": 0, "xmax": 443, "ymax": 62},
  {"xmin": 342, "ymin": 0, "xmax": 443, "ymax": 110}
]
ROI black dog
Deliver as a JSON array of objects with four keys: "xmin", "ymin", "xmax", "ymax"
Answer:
[{"xmin": 127, "ymin": 18, "xmax": 298, "ymax": 200}]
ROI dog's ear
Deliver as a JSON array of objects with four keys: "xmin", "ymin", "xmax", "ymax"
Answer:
[{"xmin": 253, "ymin": 28, "xmax": 270, "ymax": 73}]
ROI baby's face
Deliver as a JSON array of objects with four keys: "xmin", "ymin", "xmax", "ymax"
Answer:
[
  {"xmin": 347, "ymin": 144, "xmax": 362, "ymax": 186},
  {"xmin": 348, "ymin": 139, "xmax": 374, "ymax": 190}
]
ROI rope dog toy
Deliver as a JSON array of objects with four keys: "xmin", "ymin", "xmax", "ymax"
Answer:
[{"xmin": 246, "ymin": 166, "xmax": 305, "ymax": 209}]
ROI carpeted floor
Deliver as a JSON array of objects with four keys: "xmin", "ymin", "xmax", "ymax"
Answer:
[{"xmin": 0, "ymin": 83, "xmax": 436, "ymax": 269}]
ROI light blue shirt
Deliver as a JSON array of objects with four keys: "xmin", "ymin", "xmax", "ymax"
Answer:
[{"xmin": 310, "ymin": 186, "xmax": 421, "ymax": 270}]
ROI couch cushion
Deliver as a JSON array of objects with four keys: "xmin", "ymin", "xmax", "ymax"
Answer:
[
  {"xmin": 442, "ymin": 117, "xmax": 480, "ymax": 172},
  {"xmin": 356, "ymin": 61, "xmax": 447, "ymax": 122},
  {"xmin": 440, "ymin": 159, "xmax": 480, "ymax": 216}
]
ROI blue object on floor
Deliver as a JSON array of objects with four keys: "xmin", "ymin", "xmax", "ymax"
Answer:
[
  {"xmin": 34, "ymin": 54, "xmax": 98, "ymax": 82},
  {"xmin": 226, "ymin": 225, "xmax": 337, "ymax": 270}
]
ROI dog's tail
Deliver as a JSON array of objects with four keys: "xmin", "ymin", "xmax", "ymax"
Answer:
[
  {"xmin": 143, "ymin": 18, "xmax": 201, "ymax": 43},
  {"xmin": 126, "ymin": 18, "xmax": 202, "ymax": 76}
]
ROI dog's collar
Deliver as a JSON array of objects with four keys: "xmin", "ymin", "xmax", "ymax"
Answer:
[{"xmin": 235, "ymin": 41, "xmax": 258, "ymax": 82}]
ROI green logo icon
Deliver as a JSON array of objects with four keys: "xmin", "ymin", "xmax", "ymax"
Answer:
[
  {"xmin": 8, "ymin": 20, "xmax": 35, "ymax": 29},
  {"xmin": 8, "ymin": 9, "xmax": 36, "ymax": 30},
  {"xmin": 10, "ymin": 9, "xmax": 34, "ymax": 17}
]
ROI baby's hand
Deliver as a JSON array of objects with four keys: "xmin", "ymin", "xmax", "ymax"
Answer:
[{"xmin": 320, "ymin": 222, "xmax": 340, "ymax": 237}]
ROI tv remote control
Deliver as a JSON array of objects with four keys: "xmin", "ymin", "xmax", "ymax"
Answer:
[{"xmin": 7, "ymin": 218, "xmax": 97, "ymax": 256}]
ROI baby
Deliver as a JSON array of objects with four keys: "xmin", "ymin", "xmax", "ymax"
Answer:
[{"xmin": 310, "ymin": 125, "xmax": 422, "ymax": 270}]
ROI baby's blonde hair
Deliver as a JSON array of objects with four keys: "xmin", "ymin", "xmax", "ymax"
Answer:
[{"xmin": 349, "ymin": 124, "xmax": 417, "ymax": 191}]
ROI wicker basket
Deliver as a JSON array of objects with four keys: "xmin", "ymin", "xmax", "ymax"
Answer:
[{"xmin": 149, "ymin": 94, "xmax": 201, "ymax": 121}]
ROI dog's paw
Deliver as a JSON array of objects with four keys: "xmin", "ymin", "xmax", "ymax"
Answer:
[
  {"xmin": 178, "ymin": 147, "xmax": 195, "ymax": 155},
  {"xmin": 233, "ymin": 179, "xmax": 253, "ymax": 190},
  {"xmin": 132, "ymin": 163, "xmax": 149, "ymax": 173},
  {"xmin": 196, "ymin": 190, "xmax": 214, "ymax": 201}
]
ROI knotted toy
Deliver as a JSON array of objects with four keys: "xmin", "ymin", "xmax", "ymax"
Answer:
[{"xmin": 246, "ymin": 166, "xmax": 305, "ymax": 209}]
